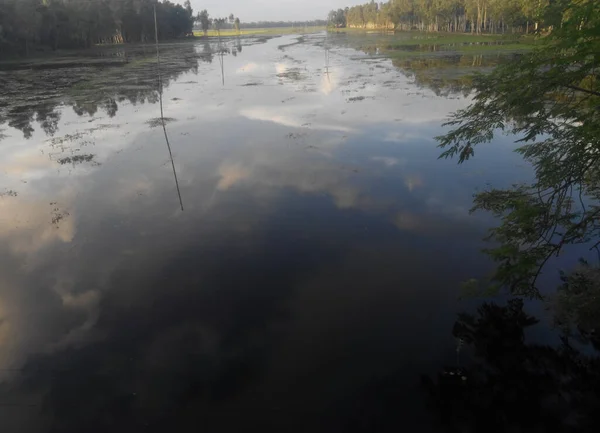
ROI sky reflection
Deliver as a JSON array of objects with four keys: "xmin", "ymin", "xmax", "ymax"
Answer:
[{"xmin": 0, "ymin": 33, "xmax": 530, "ymax": 433}]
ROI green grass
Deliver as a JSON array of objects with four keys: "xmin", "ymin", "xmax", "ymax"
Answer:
[
  {"xmin": 334, "ymin": 29, "xmax": 535, "ymax": 44},
  {"xmin": 336, "ymin": 30, "xmax": 537, "ymax": 58},
  {"xmin": 381, "ymin": 32, "xmax": 536, "ymax": 51},
  {"xmin": 193, "ymin": 26, "xmax": 325, "ymax": 38}
]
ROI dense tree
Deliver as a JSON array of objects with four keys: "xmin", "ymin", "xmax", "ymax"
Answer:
[
  {"xmin": 0, "ymin": 0, "xmax": 195, "ymax": 58},
  {"xmin": 328, "ymin": 9, "xmax": 347, "ymax": 28},
  {"xmin": 331, "ymin": 0, "xmax": 563, "ymax": 33}
]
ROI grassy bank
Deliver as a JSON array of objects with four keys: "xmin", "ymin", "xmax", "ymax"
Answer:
[
  {"xmin": 193, "ymin": 26, "xmax": 325, "ymax": 37},
  {"xmin": 334, "ymin": 31, "xmax": 537, "ymax": 58}
]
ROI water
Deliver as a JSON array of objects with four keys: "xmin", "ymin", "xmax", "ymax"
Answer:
[{"xmin": 0, "ymin": 33, "xmax": 528, "ymax": 432}]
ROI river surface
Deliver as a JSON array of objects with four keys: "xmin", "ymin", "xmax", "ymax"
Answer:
[{"xmin": 1, "ymin": 32, "xmax": 530, "ymax": 432}]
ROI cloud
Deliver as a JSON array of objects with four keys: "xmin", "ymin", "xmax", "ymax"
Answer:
[
  {"xmin": 240, "ymin": 106, "xmax": 355, "ymax": 132},
  {"xmin": 320, "ymin": 69, "xmax": 338, "ymax": 95},
  {"xmin": 404, "ymin": 174, "xmax": 424, "ymax": 192},
  {"xmin": 217, "ymin": 163, "xmax": 251, "ymax": 190},
  {"xmin": 0, "ymin": 197, "xmax": 76, "ymax": 255},
  {"xmin": 371, "ymin": 156, "xmax": 402, "ymax": 167},
  {"xmin": 237, "ymin": 62, "xmax": 260, "ymax": 73}
]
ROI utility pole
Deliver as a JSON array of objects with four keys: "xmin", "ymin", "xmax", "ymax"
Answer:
[{"xmin": 153, "ymin": 1, "xmax": 184, "ymax": 211}]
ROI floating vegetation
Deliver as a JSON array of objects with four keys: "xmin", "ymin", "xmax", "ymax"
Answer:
[
  {"xmin": 48, "ymin": 132, "xmax": 87, "ymax": 146},
  {"xmin": 348, "ymin": 96, "xmax": 366, "ymax": 102},
  {"xmin": 278, "ymin": 36, "xmax": 305, "ymax": 51},
  {"xmin": 286, "ymin": 132, "xmax": 308, "ymax": 140},
  {"xmin": 146, "ymin": 117, "xmax": 176, "ymax": 128},
  {"xmin": 0, "ymin": 43, "xmax": 204, "ymax": 139},
  {"xmin": 57, "ymin": 154, "xmax": 96, "ymax": 165},
  {"xmin": 46, "ymin": 124, "xmax": 117, "ymax": 147},
  {"xmin": 241, "ymin": 82, "xmax": 263, "ymax": 87},
  {"xmin": 276, "ymin": 68, "xmax": 307, "ymax": 81},
  {"xmin": 282, "ymin": 55, "xmax": 303, "ymax": 65},
  {"xmin": 50, "ymin": 203, "xmax": 70, "ymax": 226},
  {"xmin": 0, "ymin": 189, "xmax": 18, "ymax": 198}
]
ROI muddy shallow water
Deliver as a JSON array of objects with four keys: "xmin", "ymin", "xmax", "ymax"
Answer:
[{"xmin": 0, "ymin": 33, "xmax": 530, "ymax": 432}]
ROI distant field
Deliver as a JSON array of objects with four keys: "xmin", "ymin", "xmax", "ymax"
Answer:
[{"xmin": 193, "ymin": 26, "xmax": 325, "ymax": 37}]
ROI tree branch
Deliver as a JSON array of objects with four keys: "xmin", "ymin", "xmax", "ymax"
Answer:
[{"xmin": 562, "ymin": 84, "xmax": 600, "ymax": 98}]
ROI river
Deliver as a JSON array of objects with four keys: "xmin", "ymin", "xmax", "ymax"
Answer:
[{"xmin": 1, "ymin": 32, "xmax": 533, "ymax": 432}]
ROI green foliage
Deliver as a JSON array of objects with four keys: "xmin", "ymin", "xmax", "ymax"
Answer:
[
  {"xmin": 0, "ymin": 0, "xmax": 195, "ymax": 58},
  {"xmin": 328, "ymin": 9, "xmax": 347, "ymax": 28},
  {"xmin": 437, "ymin": 0, "xmax": 600, "ymax": 298}
]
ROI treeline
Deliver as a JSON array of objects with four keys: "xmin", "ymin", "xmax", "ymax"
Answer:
[
  {"xmin": 0, "ymin": 0, "xmax": 195, "ymax": 57},
  {"xmin": 329, "ymin": 0, "xmax": 562, "ymax": 33},
  {"xmin": 242, "ymin": 20, "xmax": 327, "ymax": 29}
]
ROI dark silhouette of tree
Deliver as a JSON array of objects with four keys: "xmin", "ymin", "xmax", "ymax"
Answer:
[
  {"xmin": 553, "ymin": 261, "xmax": 600, "ymax": 351},
  {"xmin": 0, "ymin": 0, "xmax": 195, "ymax": 58},
  {"xmin": 423, "ymin": 299, "xmax": 600, "ymax": 433}
]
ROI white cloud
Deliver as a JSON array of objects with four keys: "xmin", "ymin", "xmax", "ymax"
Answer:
[{"xmin": 240, "ymin": 106, "xmax": 355, "ymax": 132}]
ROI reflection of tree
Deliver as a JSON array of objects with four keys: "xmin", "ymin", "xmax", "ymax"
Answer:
[
  {"xmin": 423, "ymin": 299, "xmax": 600, "ymax": 433},
  {"xmin": 0, "ymin": 42, "xmax": 215, "ymax": 138},
  {"xmin": 553, "ymin": 262, "xmax": 600, "ymax": 351},
  {"xmin": 7, "ymin": 106, "xmax": 35, "ymax": 139},
  {"xmin": 201, "ymin": 41, "xmax": 214, "ymax": 63},
  {"xmin": 101, "ymin": 98, "xmax": 119, "ymax": 118},
  {"xmin": 390, "ymin": 54, "xmax": 511, "ymax": 97},
  {"xmin": 35, "ymin": 104, "xmax": 62, "ymax": 136}
]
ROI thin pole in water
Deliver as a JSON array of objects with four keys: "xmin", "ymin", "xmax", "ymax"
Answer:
[
  {"xmin": 154, "ymin": 3, "xmax": 184, "ymax": 211},
  {"xmin": 217, "ymin": 29, "xmax": 224, "ymax": 86}
]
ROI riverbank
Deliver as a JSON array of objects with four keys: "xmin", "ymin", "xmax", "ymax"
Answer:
[
  {"xmin": 331, "ymin": 30, "xmax": 537, "ymax": 58},
  {"xmin": 193, "ymin": 26, "xmax": 326, "ymax": 37}
]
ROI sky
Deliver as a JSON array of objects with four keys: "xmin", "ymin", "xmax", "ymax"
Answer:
[{"xmin": 188, "ymin": 0, "xmax": 366, "ymax": 23}]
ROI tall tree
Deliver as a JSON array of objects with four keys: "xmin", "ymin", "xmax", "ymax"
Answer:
[
  {"xmin": 213, "ymin": 17, "xmax": 227, "ymax": 36},
  {"xmin": 196, "ymin": 9, "xmax": 211, "ymax": 36}
]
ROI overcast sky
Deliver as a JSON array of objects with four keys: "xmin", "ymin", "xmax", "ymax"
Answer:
[{"xmin": 188, "ymin": 0, "xmax": 365, "ymax": 23}]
